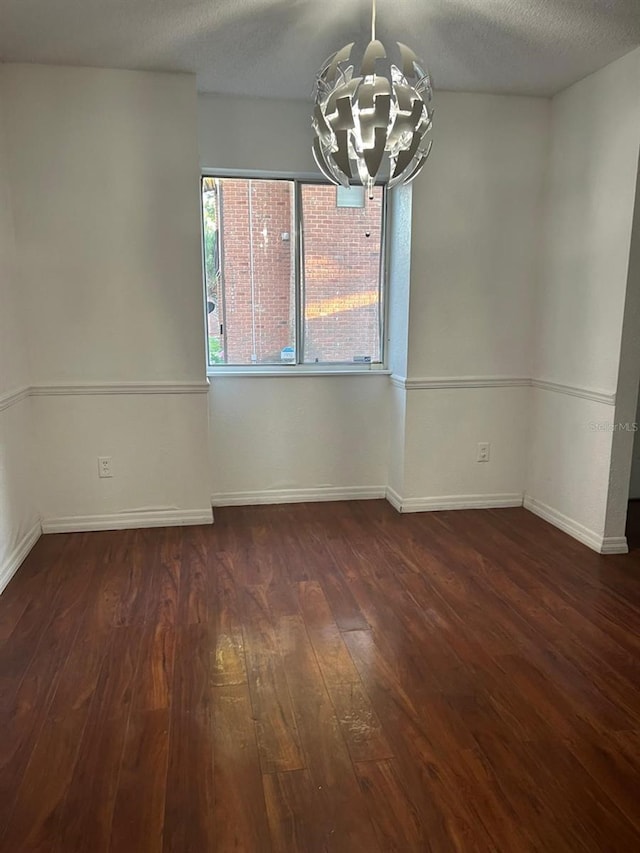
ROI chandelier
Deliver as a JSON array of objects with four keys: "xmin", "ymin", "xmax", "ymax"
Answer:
[{"xmin": 312, "ymin": 0, "xmax": 434, "ymax": 196}]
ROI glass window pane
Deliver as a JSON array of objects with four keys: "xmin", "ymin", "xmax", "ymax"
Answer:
[
  {"xmin": 202, "ymin": 177, "xmax": 223, "ymax": 364},
  {"xmin": 301, "ymin": 184, "xmax": 383, "ymax": 364},
  {"xmin": 202, "ymin": 177, "xmax": 296, "ymax": 365}
]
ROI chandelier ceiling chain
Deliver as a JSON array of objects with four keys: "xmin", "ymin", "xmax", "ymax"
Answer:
[{"xmin": 312, "ymin": 0, "xmax": 434, "ymax": 195}]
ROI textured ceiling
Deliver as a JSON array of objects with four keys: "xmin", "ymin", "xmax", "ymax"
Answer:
[{"xmin": 0, "ymin": 0, "xmax": 639, "ymax": 99}]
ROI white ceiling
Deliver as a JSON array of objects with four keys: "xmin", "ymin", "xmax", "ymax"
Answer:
[{"xmin": 0, "ymin": 0, "xmax": 639, "ymax": 99}]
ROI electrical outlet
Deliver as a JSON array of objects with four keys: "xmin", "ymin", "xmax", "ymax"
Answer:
[
  {"xmin": 98, "ymin": 456, "xmax": 113, "ymax": 478},
  {"xmin": 477, "ymin": 442, "xmax": 490, "ymax": 463}
]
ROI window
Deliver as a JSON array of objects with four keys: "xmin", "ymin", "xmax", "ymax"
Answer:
[{"xmin": 202, "ymin": 176, "xmax": 386, "ymax": 369}]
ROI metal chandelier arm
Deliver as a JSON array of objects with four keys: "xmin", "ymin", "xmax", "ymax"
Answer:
[{"xmin": 311, "ymin": 0, "xmax": 434, "ymax": 190}]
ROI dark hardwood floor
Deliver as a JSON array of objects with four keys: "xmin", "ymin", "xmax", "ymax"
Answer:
[{"xmin": 1, "ymin": 501, "xmax": 640, "ymax": 852}]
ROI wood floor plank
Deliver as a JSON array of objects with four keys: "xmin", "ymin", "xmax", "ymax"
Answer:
[
  {"xmin": 0, "ymin": 585, "xmax": 31, "ymax": 643},
  {"xmin": 563, "ymin": 727, "xmax": 640, "ymax": 832},
  {"xmin": 171, "ymin": 622, "xmax": 210, "ymax": 719},
  {"xmin": 274, "ymin": 613, "xmax": 382, "ymax": 852},
  {"xmin": 343, "ymin": 628, "xmax": 501, "ymax": 851},
  {"xmin": 0, "ymin": 707, "xmax": 90, "ymax": 853},
  {"xmin": 473, "ymin": 729, "xmax": 640, "ymax": 851},
  {"xmin": 0, "ymin": 544, "xmax": 92, "ymax": 714},
  {"xmin": 162, "ymin": 615, "xmax": 216, "ymax": 851},
  {"xmin": 440, "ymin": 510, "xmax": 640, "ymax": 712},
  {"xmin": 148, "ymin": 527, "xmax": 181, "ymax": 627},
  {"xmin": 133, "ymin": 623, "xmax": 176, "ymax": 713},
  {"xmin": 0, "ymin": 554, "xmax": 99, "ymax": 831},
  {"xmin": 110, "ymin": 531, "xmax": 153, "ymax": 627},
  {"xmin": 162, "ymin": 710, "xmax": 215, "ymax": 853},
  {"xmin": 241, "ymin": 585, "xmax": 304, "ymax": 773},
  {"xmin": 354, "ymin": 758, "xmax": 426, "ymax": 852},
  {"xmin": 47, "ymin": 621, "xmax": 111, "ymax": 717},
  {"xmin": 263, "ymin": 769, "xmax": 325, "ymax": 853},
  {"xmin": 46, "ymin": 556, "xmax": 114, "ymax": 717},
  {"xmin": 209, "ymin": 552, "xmax": 247, "ymax": 687},
  {"xmin": 1, "ymin": 502, "xmax": 640, "ymax": 850},
  {"xmin": 179, "ymin": 527, "xmax": 208, "ymax": 625},
  {"xmin": 297, "ymin": 580, "xmax": 361, "ymax": 684},
  {"xmin": 90, "ymin": 625, "xmax": 145, "ymax": 721},
  {"xmin": 127, "ymin": 533, "xmax": 179, "ymax": 715},
  {"xmin": 39, "ymin": 623, "xmax": 144, "ymax": 850},
  {"xmin": 212, "ymin": 683, "xmax": 272, "ymax": 852},
  {"xmin": 318, "ymin": 572, "xmax": 370, "ymax": 632},
  {"xmin": 0, "ymin": 533, "xmax": 70, "ymax": 596},
  {"xmin": 327, "ymin": 681, "xmax": 393, "ymax": 763},
  {"xmin": 109, "ymin": 709, "xmax": 170, "ymax": 853},
  {"xmin": 53, "ymin": 716, "xmax": 128, "ymax": 853}
]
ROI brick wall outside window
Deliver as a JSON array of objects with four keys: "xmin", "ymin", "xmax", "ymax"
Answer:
[{"xmin": 302, "ymin": 184, "xmax": 383, "ymax": 363}]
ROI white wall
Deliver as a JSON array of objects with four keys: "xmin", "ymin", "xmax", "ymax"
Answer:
[
  {"xmin": 408, "ymin": 93, "xmax": 547, "ymax": 380},
  {"xmin": 0, "ymin": 69, "xmax": 39, "ymax": 589},
  {"xmin": 3, "ymin": 65, "xmax": 212, "ymax": 530},
  {"xmin": 605, "ymin": 144, "xmax": 640, "ymax": 529},
  {"xmin": 210, "ymin": 377, "xmax": 389, "ymax": 500},
  {"xmin": 628, "ymin": 391, "xmax": 640, "ymax": 500},
  {"xmin": 398, "ymin": 92, "xmax": 548, "ymax": 507},
  {"xmin": 386, "ymin": 185, "xmax": 413, "ymax": 499},
  {"xmin": 534, "ymin": 51, "xmax": 640, "ymax": 393},
  {"xmin": 33, "ymin": 392, "xmax": 211, "ymax": 530},
  {"xmin": 199, "ymin": 93, "xmax": 317, "ymax": 175},
  {"xmin": 5, "ymin": 65, "xmax": 206, "ymax": 384},
  {"xmin": 403, "ymin": 388, "xmax": 530, "ymax": 505},
  {"xmin": 199, "ymin": 93, "xmax": 392, "ymax": 503},
  {"xmin": 527, "ymin": 48, "xmax": 640, "ymax": 550},
  {"xmin": 3, "ymin": 59, "xmax": 635, "ymax": 557},
  {"xmin": 199, "ymin": 92, "xmax": 549, "ymax": 506}
]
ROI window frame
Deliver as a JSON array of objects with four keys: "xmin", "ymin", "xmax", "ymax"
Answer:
[{"xmin": 201, "ymin": 169, "xmax": 390, "ymax": 376}]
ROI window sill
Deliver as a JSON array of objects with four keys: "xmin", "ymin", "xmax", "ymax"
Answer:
[{"xmin": 207, "ymin": 367, "xmax": 392, "ymax": 378}]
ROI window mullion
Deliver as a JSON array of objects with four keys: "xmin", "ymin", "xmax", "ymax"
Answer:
[{"xmin": 217, "ymin": 179, "xmax": 228, "ymax": 364}]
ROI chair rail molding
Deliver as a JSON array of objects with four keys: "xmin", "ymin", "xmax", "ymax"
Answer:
[
  {"xmin": 30, "ymin": 380, "xmax": 210, "ymax": 396},
  {"xmin": 0, "ymin": 385, "xmax": 31, "ymax": 412},
  {"xmin": 390, "ymin": 375, "xmax": 530, "ymax": 390},
  {"xmin": 390, "ymin": 374, "xmax": 616, "ymax": 405},
  {"xmin": 530, "ymin": 379, "xmax": 616, "ymax": 406}
]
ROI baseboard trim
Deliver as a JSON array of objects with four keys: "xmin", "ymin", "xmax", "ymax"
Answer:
[
  {"xmin": 0, "ymin": 520, "xmax": 42, "ymax": 595},
  {"xmin": 600, "ymin": 537, "xmax": 629, "ymax": 555},
  {"xmin": 41, "ymin": 508, "xmax": 214, "ymax": 534},
  {"xmin": 211, "ymin": 486, "xmax": 387, "ymax": 507},
  {"xmin": 385, "ymin": 487, "xmax": 403, "ymax": 511},
  {"xmin": 523, "ymin": 495, "xmax": 628, "ymax": 554},
  {"xmin": 385, "ymin": 490, "xmax": 523, "ymax": 513}
]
